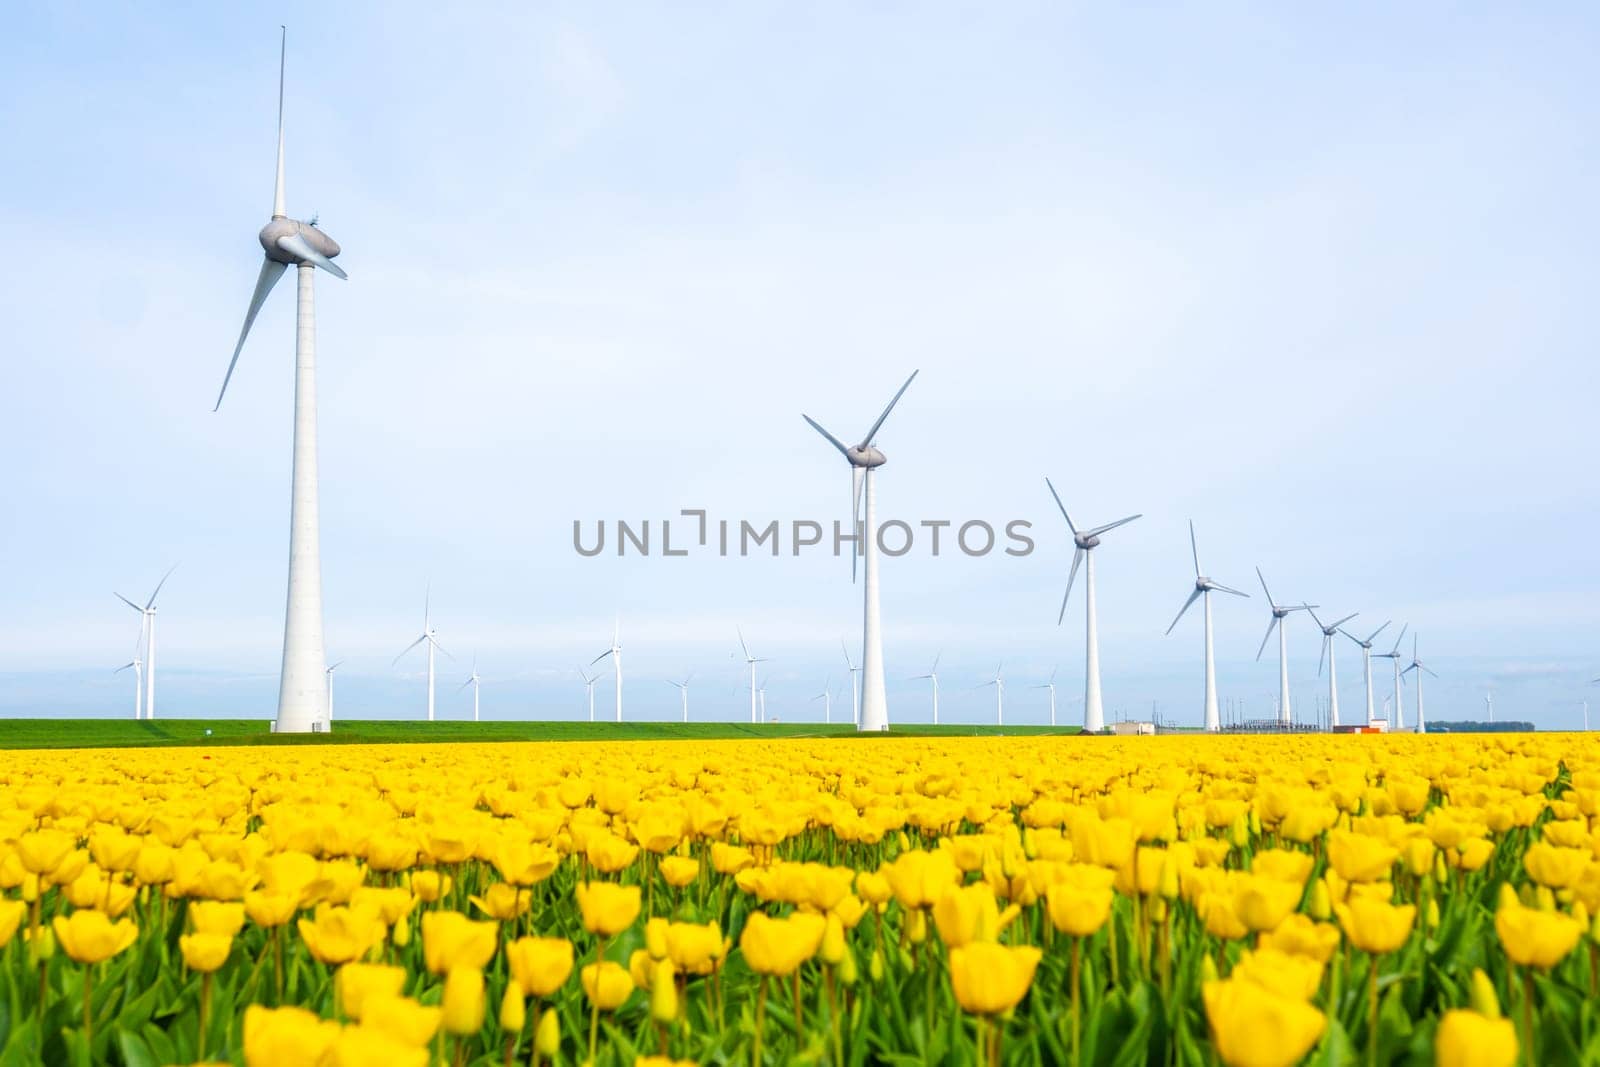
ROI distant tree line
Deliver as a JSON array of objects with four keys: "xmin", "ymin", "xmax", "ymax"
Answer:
[{"xmin": 1424, "ymin": 721, "xmax": 1535, "ymax": 733}]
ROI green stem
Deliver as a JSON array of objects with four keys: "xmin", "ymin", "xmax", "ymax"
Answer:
[
  {"xmin": 1521, "ymin": 967, "xmax": 1536, "ymax": 1065},
  {"xmin": 1070, "ymin": 938, "xmax": 1081, "ymax": 1064},
  {"xmin": 753, "ymin": 976, "xmax": 768, "ymax": 1065},
  {"xmin": 1367, "ymin": 960, "xmax": 1378, "ymax": 1067},
  {"xmin": 198, "ymin": 971, "xmax": 211, "ymax": 1060},
  {"xmin": 83, "ymin": 966, "xmax": 93, "ymax": 1052}
]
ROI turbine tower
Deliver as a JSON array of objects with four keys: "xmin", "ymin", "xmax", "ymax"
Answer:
[
  {"xmin": 1031, "ymin": 667, "xmax": 1059, "ymax": 727},
  {"xmin": 982, "ymin": 664, "xmax": 1006, "ymax": 726},
  {"xmin": 757, "ymin": 677, "xmax": 769, "ymax": 723},
  {"xmin": 803, "ymin": 371, "xmax": 919, "ymax": 732},
  {"xmin": 1165, "ymin": 523, "xmax": 1248, "ymax": 731},
  {"xmin": 215, "ymin": 29, "xmax": 347, "ymax": 733},
  {"xmin": 842, "ymin": 640, "xmax": 862, "ymax": 726},
  {"xmin": 1373, "ymin": 624, "xmax": 1409, "ymax": 729},
  {"xmin": 590, "ymin": 621, "xmax": 623, "ymax": 722},
  {"xmin": 1254, "ymin": 569, "xmax": 1315, "ymax": 726},
  {"xmin": 395, "ymin": 591, "xmax": 450, "ymax": 721},
  {"xmin": 811, "ymin": 679, "xmax": 834, "ymax": 724},
  {"xmin": 736, "ymin": 629, "xmax": 768, "ymax": 724},
  {"xmin": 114, "ymin": 565, "xmax": 176, "ymax": 721},
  {"xmin": 1339, "ymin": 621, "xmax": 1391, "ymax": 726},
  {"xmin": 1044, "ymin": 479, "xmax": 1139, "ymax": 734},
  {"xmin": 668, "ymin": 673, "xmax": 693, "ymax": 723},
  {"xmin": 1401, "ymin": 635, "xmax": 1437, "ymax": 732},
  {"xmin": 1306, "ymin": 607, "xmax": 1357, "ymax": 728},
  {"xmin": 459, "ymin": 656, "xmax": 481, "ymax": 722},
  {"xmin": 578, "ymin": 667, "xmax": 600, "ymax": 722},
  {"xmin": 324, "ymin": 660, "xmax": 343, "ymax": 730},
  {"xmin": 114, "ymin": 657, "xmax": 144, "ymax": 721},
  {"xmin": 911, "ymin": 652, "xmax": 941, "ymax": 724}
]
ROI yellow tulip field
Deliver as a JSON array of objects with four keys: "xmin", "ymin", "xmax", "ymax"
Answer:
[{"xmin": 1, "ymin": 732, "xmax": 1597, "ymax": 1066}]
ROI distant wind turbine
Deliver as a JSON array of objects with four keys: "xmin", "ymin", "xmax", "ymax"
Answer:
[
  {"xmin": 1045, "ymin": 480, "xmax": 1139, "ymax": 734},
  {"xmin": 910, "ymin": 652, "xmax": 942, "ymax": 724},
  {"xmin": 1339, "ymin": 621, "xmax": 1391, "ymax": 727},
  {"xmin": 1255, "ymin": 569, "xmax": 1315, "ymax": 726},
  {"xmin": 115, "ymin": 564, "xmax": 177, "ymax": 721},
  {"xmin": 1306, "ymin": 607, "xmax": 1357, "ymax": 728},
  {"xmin": 1373, "ymin": 624, "xmax": 1409, "ymax": 728},
  {"xmin": 803, "ymin": 371, "xmax": 919, "ymax": 732},
  {"xmin": 578, "ymin": 666, "xmax": 601, "ymax": 722},
  {"xmin": 811, "ymin": 679, "xmax": 834, "ymax": 724},
  {"xmin": 214, "ymin": 29, "xmax": 347, "ymax": 734},
  {"xmin": 668, "ymin": 673, "xmax": 693, "ymax": 723},
  {"xmin": 459, "ymin": 656, "xmax": 481, "ymax": 722},
  {"xmin": 394, "ymin": 589, "xmax": 451, "ymax": 721},
  {"xmin": 325, "ymin": 660, "xmax": 343, "ymax": 729},
  {"xmin": 590, "ymin": 620, "xmax": 623, "ymax": 722},
  {"xmin": 737, "ymin": 629, "xmax": 768, "ymax": 724},
  {"xmin": 842, "ymin": 640, "xmax": 862, "ymax": 726},
  {"xmin": 114, "ymin": 657, "xmax": 144, "ymax": 721},
  {"xmin": 1485, "ymin": 692, "xmax": 1494, "ymax": 724},
  {"xmin": 757, "ymin": 677, "xmax": 769, "ymax": 723},
  {"xmin": 982, "ymin": 663, "xmax": 1006, "ymax": 726},
  {"xmin": 1165, "ymin": 523, "xmax": 1248, "ymax": 732},
  {"xmin": 1402, "ymin": 636, "xmax": 1437, "ymax": 732},
  {"xmin": 1031, "ymin": 667, "xmax": 1059, "ymax": 728}
]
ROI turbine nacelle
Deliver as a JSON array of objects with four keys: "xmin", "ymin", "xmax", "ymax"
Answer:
[
  {"xmin": 260, "ymin": 217, "xmax": 343, "ymax": 270},
  {"xmin": 846, "ymin": 444, "xmax": 887, "ymax": 468}
]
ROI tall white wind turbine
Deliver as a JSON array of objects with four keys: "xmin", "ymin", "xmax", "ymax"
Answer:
[
  {"xmin": 114, "ymin": 657, "xmax": 144, "ymax": 721},
  {"xmin": 982, "ymin": 664, "xmax": 1006, "ymax": 726},
  {"xmin": 324, "ymin": 660, "xmax": 343, "ymax": 729},
  {"xmin": 757, "ymin": 677, "xmax": 769, "ymax": 723},
  {"xmin": 668, "ymin": 673, "xmax": 693, "ymax": 723},
  {"xmin": 1031, "ymin": 667, "xmax": 1059, "ymax": 727},
  {"xmin": 1373, "ymin": 624, "xmax": 1409, "ymax": 728},
  {"xmin": 1165, "ymin": 524, "xmax": 1249, "ymax": 732},
  {"xmin": 911, "ymin": 652, "xmax": 942, "ymax": 725},
  {"xmin": 736, "ymin": 629, "xmax": 768, "ymax": 724},
  {"xmin": 394, "ymin": 590, "xmax": 450, "ymax": 721},
  {"xmin": 459, "ymin": 656, "xmax": 481, "ymax": 722},
  {"xmin": 842, "ymin": 640, "xmax": 862, "ymax": 726},
  {"xmin": 811, "ymin": 679, "xmax": 834, "ymax": 724},
  {"xmin": 803, "ymin": 371, "xmax": 919, "ymax": 733},
  {"xmin": 590, "ymin": 621, "xmax": 623, "ymax": 722},
  {"xmin": 1339, "ymin": 621, "xmax": 1391, "ymax": 726},
  {"xmin": 1045, "ymin": 480, "xmax": 1139, "ymax": 734},
  {"xmin": 1306, "ymin": 607, "xmax": 1357, "ymax": 728},
  {"xmin": 1254, "ymin": 569, "xmax": 1315, "ymax": 726},
  {"xmin": 1401, "ymin": 635, "xmax": 1437, "ymax": 733},
  {"xmin": 579, "ymin": 667, "xmax": 601, "ymax": 722},
  {"xmin": 114, "ymin": 565, "xmax": 177, "ymax": 721},
  {"xmin": 214, "ymin": 29, "xmax": 347, "ymax": 734}
]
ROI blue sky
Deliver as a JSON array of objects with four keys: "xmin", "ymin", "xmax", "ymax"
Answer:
[{"xmin": 2, "ymin": 3, "xmax": 1596, "ymax": 727}]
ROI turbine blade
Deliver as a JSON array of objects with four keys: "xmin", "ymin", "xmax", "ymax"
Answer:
[
  {"xmin": 861, "ymin": 369, "xmax": 919, "ymax": 446},
  {"xmin": 1339, "ymin": 628, "xmax": 1364, "ymax": 647},
  {"xmin": 144, "ymin": 563, "xmax": 179, "ymax": 610},
  {"xmin": 1044, "ymin": 478, "xmax": 1076, "ymax": 534},
  {"xmin": 1188, "ymin": 521, "xmax": 1201, "ymax": 577},
  {"xmin": 1086, "ymin": 514, "xmax": 1141, "ymax": 537},
  {"xmin": 1305, "ymin": 605, "xmax": 1326, "ymax": 630},
  {"xmin": 931, "ymin": 650, "xmax": 941, "ymax": 672},
  {"xmin": 1057, "ymin": 547, "xmax": 1084, "ymax": 625},
  {"xmin": 589, "ymin": 649, "xmax": 613, "ymax": 666},
  {"xmin": 802, "ymin": 415, "xmax": 851, "ymax": 457},
  {"xmin": 114, "ymin": 662, "xmax": 134, "ymax": 673},
  {"xmin": 1255, "ymin": 616, "xmax": 1279, "ymax": 662},
  {"xmin": 1256, "ymin": 567, "xmax": 1275, "ymax": 608},
  {"xmin": 273, "ymin": 26, "xmax": 287, "ymax": 219},
  {"xmin": 1318, "ymin": 634, "xmax": 1327, "ymax": 676},
  {"xmin": 1165, "ymin": 588, "xmax": 1202, "ymax": 635},
  {"xmin": 215, "ymin": 258, "xmax": 288, "ymax": 409},
  {"xmin": 737, "ymin": 627, "xmax": 750, "ymax": 659},
  {"xmin": 1366, "ymin": 620, "xmax": 1391, "ymax": 644},
  {"xmin": 1424, "ymin": 666, "xmax": 1439, "ymax": 679},
  {"xmin": 840, "ymin": 638, "xmax": 855, "ymax": 669},
  {"xmin": 1391, "ymin": 623, "xmax": 1408, "ymax": 654},
  {"xmin": 1210, "ymin": 582, "xmax": 1249, "ymax": 598},
  {"xmin": 393, "ymin": 634, "xmax": 427, "ymax": 665},
  {"xmin": 276, "ymin": 232, "xmax": 348, "ymax": 280},
  {"xmin": 114, "ymin": 593, "xmax": 143, "ymax": 613},
  {"xmin": 1331, "ymin": 613, "xmax": 1358, "ymax": 630}
]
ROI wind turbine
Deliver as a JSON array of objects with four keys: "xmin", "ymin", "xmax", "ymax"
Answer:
[
  {"xmin": 811, "ymin": 679, "xmax": 834, "ymax": 724},
  {"xmin": 1401, "ymin": 636, "xmax": 1437, "ymax": 732},
  {"xmin": 459, "ymin": 656, "xmax": 481, "ymax": 723},
  {"xmin": 1255, "ymin": 569, "xmax": 1315, "ymax": 726},
  {"xmin": 910, "ymin": 652, "xmax": 942, "ymax": 724},
  {"xmin": 1164, "ymin": 523, "xmax": 1249, "ymax": 732},
  {"xmin": 578, "ymin": 667, "xmax": 600, "ymax": 722},
  {"xmin": 114, "ymin": 658, "xmax": 144, "ymax": 721},
  {"xmin": 841, "ymin": 640, "xmax": 862, "ymax": 726},
  {"xmin": 668, "ymin": 673, "xmax": 693, "ymax": 723},
  {"xmin": 590, "ymin": 621, "xmax": 623, "ymax": 722},
  {"xmin": 1044, "ymin": 480, "xmax": 1139, "ymax": 734},
  {"xmin": 803, "ymin": 371, "xmax": 919, "ymax": 732},
  {"xmin": 1339, "ymin": 621, "xmax": 1391, "ymax": 727},
  {"xmin": 1485, "ymin": 692, "xmax": 1494, "ymax": 724},
  {"xmin": 394, "ymin": 590, "xmax": 450, "ymax": 722},
  {"xmin": 757, "ymin": 677, "xmax": 769, "ymax": 723},
  {"xmin": 1031, "ymin": 667, "xmax": 1059, "ymax": 728},
  {"xmin": 1305, "ymin": 607, "xmax": 1358, "ymax": 728},
  {"xmin": 214, "ymin": 28, "xmax": 347, "ymax": 734},
  {"xmin": 324, "ymin": 660, "xmax": 343, "ymax": 729},
  {"xmin": 736, "ymin": 629, "xmax": 768, "ymax": 724},
  {"xmin": 1373, "ymin": 624, "xmax": 1409, "ymax": 729},
  {"xmin": 982, "ymin": 663, "xmax": 1006, "ymax": 726},
  {"xmin": 114, "ymin": 565, "xmax": 177, "ymax": 721}
]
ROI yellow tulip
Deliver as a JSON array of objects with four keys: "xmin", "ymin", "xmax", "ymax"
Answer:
[
  {"xmin": 1046, "ymin": 881, "xmax": 1114, "ymax": 937},
  {"xmin": 1495, "ymin": 898, "xmax": 1581, "ymax": 969},
  {"xmin": 932, "ymin": 883, "xmax": 1004, "ymax": 947},
  {"xmin": 51, "ymin": 909, "xmax": 137, "ymax": 964},
  {"xmin": 1202, "ymin": 978, "xmax": 1325, "ymax": 1067},
  {"xmin": 575, "ymin": 882, "xmax": 641, "ymax": 938},
  {"xmin": 506, "ymin": 936, "xmax": 574, "ymax": 997},
  {"xmin": 421, "ymin": 910, "xmax": 498, "ymax": 974},
  {"xmin": 1433, "ymin": 1010, "xmax": 1517, "ymax": 1067},
  {"xmin": 468, "ymin": 882, "xmax": 527, "ymax": 921},
  {"xmin": 1230, "ymin": 947, "xmax": 1323, "ymax": 1001},
  {"xmin": 441, "ymin": 966, "xmax": 485, "ymax": 1035},
  {"xmin": 1334, "ymin": 898, "xmax": 1416, "ymax": 955},
  {"xmin": 580, "ymin": 960, "xmax": 635, "ymax": 1010},
  {"xmin": 189, "ymin": 900, "xmax": 246, "ymax": 937},
  {"xmin": 1233, "ymin": 875, "xmax": 1302, "ymax": 933},
  {"xmin": 1257, "ymin": 914, "xmax": 1340, "ymax": 964},
  {"xmin": 947, "ymin": 942, "xmax": 1041, "ymax": 1015},
  {"xmin": 297, "ymin": 904, "xmax": 386, "ymax": 966},
  {"xmin": 242, "ymin": 1005, "xmax": 341, "ymax": 1067},
  {"xmin": 499, "ymin": 982, "xmax": 525, "ymax": 1031},
  {"xmin": 1327, "ymin": 830, "xmax": 1398, "ymax": 884},
  {"xmin": 320, "ymin": 1027, "xmax": 430, "ymax": 1067},
  {"xmin": 1523, "ymin": 842, "xmax": 1591, "ymax": 890},
  {"xmin": 359, "ymin": 995, "xmax": 442, "ymax": 1046},
  {"xmin": 659, "ymin": 856, "xmax": 700, "ymax": 887},
  {"xmin": 664, "ymin": 921, "xmax": 725, "ymax": 975},
  {"xmin": 739, "ymin": 911, "xmax": 826, "ymax": 976},
  {"xmin": 17, "ymin": 830, "xmax": 75, "ymax": 876},
  {"xmin": 336, "ymin": 962, "xmax": 407, "ymax": 1021},
  {"xmin": 0, "ymin": 900, "xmax": 25, "ymax": 948},
  {"xmin": 179, "ymin": 931, "xmax": 233, "ymax": 973},
  {"xmin": 244, "ymin": 889, "xmax": 299, "ymax": 928},
  {"xmin": 884, "ymin": 850, "xmax": 961, "ymax": 909}
]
